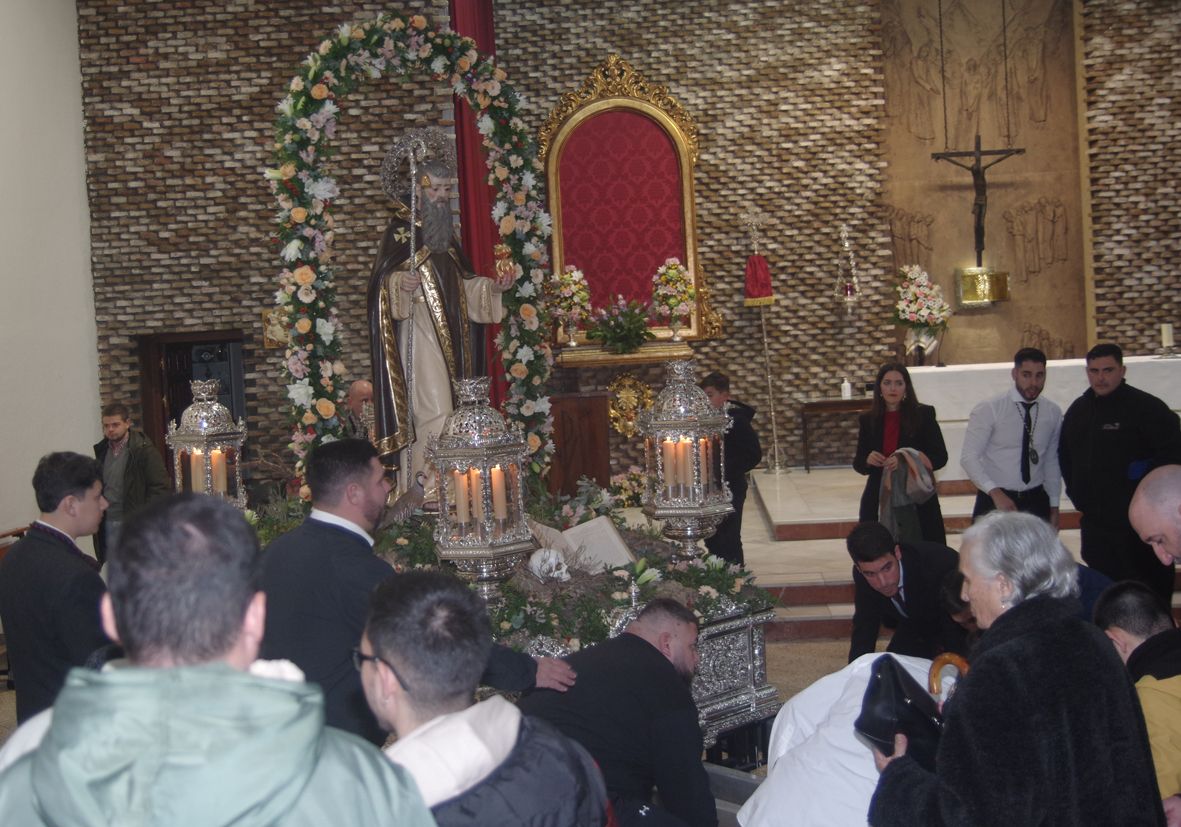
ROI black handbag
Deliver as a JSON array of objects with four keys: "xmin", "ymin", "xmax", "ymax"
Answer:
[{"xmin": 854, "ymin": 654, "xmax": 943, "ymax": 771}]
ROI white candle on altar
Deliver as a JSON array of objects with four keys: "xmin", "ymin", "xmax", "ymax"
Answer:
[
  {"xmin": 453, "ymin": 470, "xmax": 470, "ymax": 524},
  {"xmin": 1163, "ymin": 323, "xmax": 1175, "ymax": 349},
  {"xmin": 210, "ymin": 449, "xmax": 228, "ymax": 494},
  {"xmin": 490, "ymin": 465, "xmax": 508, "ymax": 520},
  {"xmin": 469, "ymin": 469, "xmax": 485, "ymax": 521}
]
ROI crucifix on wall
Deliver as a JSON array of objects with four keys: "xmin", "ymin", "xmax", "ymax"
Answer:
[{"xmin": 932, "ymin": 134, "xmax": 1025, "ymax": 267}]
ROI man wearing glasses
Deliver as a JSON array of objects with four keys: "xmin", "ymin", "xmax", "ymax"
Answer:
[{"xmin": 357, "ymin": 571, "xmax": 607, "ymax": 826}]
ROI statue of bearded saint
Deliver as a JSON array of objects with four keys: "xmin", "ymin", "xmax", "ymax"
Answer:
[{"xmin": 366, "ymin": 159, "xmax": 514, "ymax": 491}]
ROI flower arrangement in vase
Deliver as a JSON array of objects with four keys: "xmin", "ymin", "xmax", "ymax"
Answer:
[
  {"xmin": 586, "ymin": 295, "xmax": 655, "ymax": 354},
  {"xmin": 547, "ymin": 264, "xmax": 592, "ymax": 347},
  {"xmin": 650, "ymin": 257, "xmax": 696, "ymax": 340},
  {"xmin": 893, "ymin": 265, "xmax": 952, "ymax": 365}
]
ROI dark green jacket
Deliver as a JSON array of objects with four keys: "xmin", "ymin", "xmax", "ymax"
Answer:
[{"xmin": 93, "ymin": 428, "xmax": 170, "ymax": 556}]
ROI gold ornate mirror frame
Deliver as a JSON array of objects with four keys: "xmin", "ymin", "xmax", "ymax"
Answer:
[{"xmin": 539, "ymin": 56, "xmax": 721, "ymax": 366}]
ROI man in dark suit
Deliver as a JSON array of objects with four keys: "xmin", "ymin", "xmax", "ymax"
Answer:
[
  {"xmin": 846, "ymin": 521, "xmax": 966, "ymax": 662},
  {"xmin": 260, "ymin": 439, "xmax": 574, "ymax": 745},
  {"xmin": 0, "ymin": 452, "xmax": 110, "ymax": 722},
  {"xmin": 701, "ymin": 372, "xmax": 762, "ymax": 567}
]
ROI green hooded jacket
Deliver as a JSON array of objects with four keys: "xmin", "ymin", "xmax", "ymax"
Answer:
[{"xmin": 0, "ymin": 663, "xmax": 436, "ymax": 827}]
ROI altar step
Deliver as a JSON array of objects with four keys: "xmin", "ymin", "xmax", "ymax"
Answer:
[
  {"xmin": 750, "ymin": 467, "xmax": 1080, "ymax": 542},
  {"xmin": 743, "ymin": 466, "xmax": 1087, "ymax": 642}
]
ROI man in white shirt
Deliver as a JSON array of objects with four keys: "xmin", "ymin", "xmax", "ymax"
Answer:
[{"xmin": 960, "ymin": 347, "xmax": 1063, "ymax": 527}]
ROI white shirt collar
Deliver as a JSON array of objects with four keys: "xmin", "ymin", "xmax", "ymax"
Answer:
[{"xmin": 308, "ymin": 508, "xmax": 374, "ymax": 546}]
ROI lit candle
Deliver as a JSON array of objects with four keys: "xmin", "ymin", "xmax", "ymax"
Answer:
[
  {"xmin": 662, "ymin": 439, "xmax": 677, "ymax": 494},
  {"xmin": 678, "ymin": 438, "xmax": 694, "ymax": 487},
  {"xmin": 490, "ymin": 465, "xmax": 508, "ymax": 520},
  {"xmin": 1163, "ymin": 323, "xmax": 1175, "ymax": 349},
  {"xmin": 189, "ymin": 449, "xmax": 204, "ymax": 492},
  {"xmin": 699, "ymin": 438, "xmax": 711, "ymax": 487},
  {"xmin": 210, "ymin": 449, "xmax": 228, "ymax": 494},
  {"xmin": 453, "ymin": 470, "xmax": 470, "ymax": 524},
  {"xmin": 469, "ymin": 469, "xmax": 485, "ymax": 521}
]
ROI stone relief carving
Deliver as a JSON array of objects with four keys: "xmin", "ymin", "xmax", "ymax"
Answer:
[
  {"xmin": 1003, "ymin": 196, "xmax": 1067, "ymax": 282},
  {"xmin": 886, "ymin": 205, "xmax": 935, "ymax": 272}
]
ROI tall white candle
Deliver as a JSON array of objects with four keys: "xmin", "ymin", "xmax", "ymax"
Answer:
[
  {"xmin": 662, "ymin": 440, "xmax": 677, "ymax": 494},
  {"xmin": 490, "ymin": 465, "xmax": 508, "ymax": 520},
  {"xmin": 210, "ymin": 449, "xmax": 228, "ymax": 494},
  {"xmin": 189, "ymin": 449, "xmax": 204, "ymax": 492},
  {"xmin": 453, "ymin": 470, "xmax": 470, "ymax": 525},
  {"xmin": 469, "ymin": 469, "xmax": 485, "ymax": 521}
]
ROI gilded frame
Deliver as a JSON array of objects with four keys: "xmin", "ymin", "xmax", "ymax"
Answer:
[{"xmin": 539, "ymin": 55, "xmax": 722, "ymax": 359}]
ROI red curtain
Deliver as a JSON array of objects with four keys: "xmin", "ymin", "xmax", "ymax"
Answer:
[{"xmin": 449, "ymin": 0, "xmax": 507, "ymax": 408}]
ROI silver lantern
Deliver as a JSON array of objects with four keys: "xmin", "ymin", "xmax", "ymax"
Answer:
[
  {"xmin": 165, "ymin": 379, "xmax": 248, "ymax": 508},
  {"xmin": 639, "ymin": 360, "xmax": 733, "ymax": 562},
  {"xmin": 426, "ymin": 378, "xmax": 535, "ymax": 603}
]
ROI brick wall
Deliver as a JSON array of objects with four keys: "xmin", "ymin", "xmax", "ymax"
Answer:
[
  {"xmin": 77, "ymin": 1, "xmax": 452, "ymax": 481},
  {"xmin": 495, "ymin": 0, "xmax": 896, "ymax": 471},
  {"xmin": 1082, "ymin": 0, "xmax": 1181, "ymax": 350},
  {"xmin": 74, "ymin": 1, "xmax": 1178, "ymax": 482}
]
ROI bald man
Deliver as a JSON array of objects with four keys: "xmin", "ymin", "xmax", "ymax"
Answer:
[
  {"xmin": 343, "ymin": 380, "xmax": 374, "ymax": 440},
  {"xmin": 1131, "ymin": 465, "xmax": 1181, "ymax": 567}
]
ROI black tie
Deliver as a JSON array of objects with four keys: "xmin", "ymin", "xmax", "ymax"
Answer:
[{"xmin": 1020, "ymin": 402, "xmax": 1034, "ymax": 484}]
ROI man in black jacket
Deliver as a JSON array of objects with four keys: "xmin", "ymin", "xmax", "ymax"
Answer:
[
  {"xmin": 519, "ymin": 598, "xmax": 717, "ymax": 827},
  {"xmin": 93, "ymin": 403, "xmax": 170, "ymax": 566},
  {"xmin": 361, "ymin": 571, "xmax": 607, "ymax": 827},
  {"xmin": 260, "ymin": 439, "xmax": 573, "ymax": 745},
  {"xmin": 846, "ymin": 521, "xmax": 966, "ymax": 662},
  {"xmin": 0, "ymin": 453, "xmax": 110, "ymax": 722},
  {"xmin": 1059, "ymin": 343, "xmax": 1181, "ymax": 605},
  {"xmin": 702, "ymin": 372, "xmax": 762, "ymax": 567}
]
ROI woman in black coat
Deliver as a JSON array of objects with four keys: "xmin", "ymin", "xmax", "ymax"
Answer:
[
  {"xmin": 869, "ymin": 512, "xmax": 1164, "ymax": 826},
  {"xmin": 852, "ymin": 362, "xmax": 948, "ymax": 543}
]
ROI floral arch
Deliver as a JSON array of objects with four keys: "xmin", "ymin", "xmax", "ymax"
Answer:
[{"xmin": 266, "ymin": 12, "xmax": 553, "ymax": 487}]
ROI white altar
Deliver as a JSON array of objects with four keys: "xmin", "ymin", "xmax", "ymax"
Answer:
[{"xmin": 909, "ymin": 356, "xmax": 1181, "ymax": 482}]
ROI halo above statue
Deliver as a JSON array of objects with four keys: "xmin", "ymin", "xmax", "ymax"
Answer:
[{"xmin": 380, "ymin": 127, "xmax": 458, "ymax": 201}]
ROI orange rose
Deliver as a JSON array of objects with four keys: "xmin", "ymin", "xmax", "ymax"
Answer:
[
  {"xmin": 314, "ymin": 398, "xmax": 336, "ymax": 418},
  {"xmin": 295, "ymin": 318, "xmax": 313, "ymax": 334},
  {"xmin": 388, "ymin": 18, "xmax": 405, "ymax": 30},
  {"xmin": 410, "ymin": 14, "xmax": 427, "ymax": 29},
  {"xmin": 494, "ymin": 165, "xmax": 509, "ymax": 181},
  {"xmin": 299, "ymin": 484, "xmax": 312, "ymax": 501},
  {"xmin": 498, "ymin": 214, "xmax": 516, "ymax": 236},
  {"xmin": 293, "ymin": 266, "xmax": 316, "ymax": 285},
  {"xmin": 279, "ymin": 162, "xmax": 297, "ymax": 180},
  {"xmin": 527, "ymin": 433, "xmax": 542, "ymax": 453},
  {"xmin": 290, "ymin": 206, "xmax": 308, "ymax": 223},
  {"xmin": 310, "ymin": 84, "xmax": 329, "ymax": 100},
  {"xmin": 513, "ymin": 192, "xmax": 526, "ymax": 206},
  {"xmin": 509, "ymin": 362, "xmax": 528, "ymax": 379},
  {"xmin": 457, "ymin": 56, "xmax": 471, "ymax": 72},
  {"xmin": 351, "ymin": 27, "xmax": 364, "ymax": 40},
  {"xmin": 301, "ymin": 411, "xmax": 317, "ymax": 425},
  {"xmin": 519, "ymin": 304, "xmax": 537, "ymax": 320},
  {"xmin": 493, "ymin": 68, "xmax": 507, "ymax": 82}
]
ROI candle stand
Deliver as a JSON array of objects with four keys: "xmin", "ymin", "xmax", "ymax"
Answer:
[{"xmin": 165, "ymin": 379, "xmax": 247, "ymax": 508}]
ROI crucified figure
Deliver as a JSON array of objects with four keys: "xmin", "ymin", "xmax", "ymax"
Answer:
[{"xmin": 932, "ymin": 134, "xmax": 1025, "ymax": 267}]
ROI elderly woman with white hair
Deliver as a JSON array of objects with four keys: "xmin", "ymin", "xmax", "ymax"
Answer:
[{"xmin": 869, "ymin": 511, "xmax": 1164, "ymax": 826}]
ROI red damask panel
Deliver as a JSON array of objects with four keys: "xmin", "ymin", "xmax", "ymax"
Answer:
[{"xmin": 558, "ymin": 110, "xmax": 686, "ymax": 307}]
